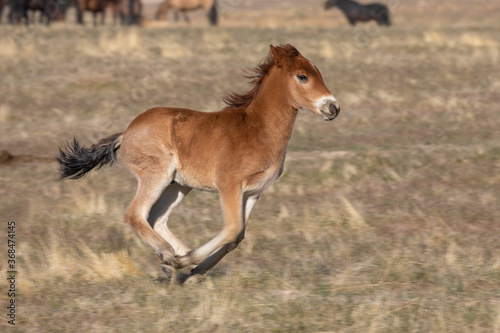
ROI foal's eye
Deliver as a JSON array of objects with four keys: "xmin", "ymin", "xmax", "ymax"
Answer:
[{"xmin": 297, "ymin": 74, "xmax": 308, "ymax": 83}]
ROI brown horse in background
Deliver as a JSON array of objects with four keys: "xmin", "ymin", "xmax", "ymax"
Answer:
[
  {"xmin": 106, "ymin": 0, "xmax": 120, "ymax": 24},
  {"xmin": 118, "ymin": 0, "xmax": 141, "ymax": 25},
  {"xmin": 155, "ymin": 0, "xmax": 217, "ymax": 26},
  {"xmin": 58, "ymin": 44, "xmax": 340, "ymax": 283},
  {"xmin": 77, "ymin": 0, "xmax": 106, "ymax": 25},
  {"xmin": 107, "ymin": 0, "xmax": 142, "ymax": 25}
]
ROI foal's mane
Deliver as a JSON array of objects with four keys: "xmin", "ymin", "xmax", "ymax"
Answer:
[{"xmin": 223, "ymin": 44, "xmax": 300, "ymax": 109}]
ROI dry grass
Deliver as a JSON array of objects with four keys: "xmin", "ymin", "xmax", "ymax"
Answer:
[{"xmin": 1, "ymin": 0, "xmax": 500, "ymax": 331}]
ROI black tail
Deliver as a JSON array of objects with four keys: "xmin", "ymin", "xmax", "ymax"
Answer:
[
  {"xmin": 57, "ymin": 132, "xmax": 123, "ymax": 180},
  {"xmin": 208, "ymin": 1, "xmax": 218, "ymax": 26}
]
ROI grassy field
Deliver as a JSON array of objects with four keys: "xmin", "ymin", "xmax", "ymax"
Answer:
[{"xmin": 1, "ymin": 0, "xmax": 500, "ymax": 331}]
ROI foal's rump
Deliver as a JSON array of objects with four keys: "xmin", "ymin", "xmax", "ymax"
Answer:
[{"xmin": 119, "ymin": 106, "xmax": 230, "ymax": 189}]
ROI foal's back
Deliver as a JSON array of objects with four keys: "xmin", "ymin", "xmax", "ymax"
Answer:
[{"xmin": 120, "ymin": 106, "xmax": 267, "ymax": 192}]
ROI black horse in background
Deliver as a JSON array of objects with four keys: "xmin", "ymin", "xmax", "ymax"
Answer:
[
  {"xmin": 325, "ymin": 0, "xmax": 390, "ymax": 26},
  {"xmin": 26, "ymin": 0, "xmax": 56, "ymax": 25},
  {"xmin": 3, "ymin": 0, "xmax": 70, "ymax": 25}
]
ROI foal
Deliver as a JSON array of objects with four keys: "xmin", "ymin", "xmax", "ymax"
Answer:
[{"xmin": 58, "ymin": 44, "xmax": 340, "ymax": 282}]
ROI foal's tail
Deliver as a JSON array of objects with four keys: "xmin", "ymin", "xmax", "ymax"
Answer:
[{"xmin": 58, "ymin": 132, "xmax": 123, "ymax": 180}]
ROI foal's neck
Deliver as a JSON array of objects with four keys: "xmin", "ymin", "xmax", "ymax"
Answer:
[{"xmin": 246, "ymin": 70, "xmax": 299, "ymax": 155}]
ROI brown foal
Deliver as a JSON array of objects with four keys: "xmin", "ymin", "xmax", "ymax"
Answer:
[{"xmin": 58, "ymin": 44, "xmax": 340, "ymax": 282}]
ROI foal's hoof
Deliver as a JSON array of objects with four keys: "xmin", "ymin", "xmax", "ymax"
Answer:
[
  {"xmin": 161, "ymin": 264, "xmax": 175, "ymax": 280},
  {"xmin": 158, "ymin": 251, "xmax": 182, "ymax": 269}
]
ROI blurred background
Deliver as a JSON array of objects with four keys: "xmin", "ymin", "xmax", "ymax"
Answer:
[{"xmin": 1, "ymin": 0, "xmax": 500, "ymax": 331}]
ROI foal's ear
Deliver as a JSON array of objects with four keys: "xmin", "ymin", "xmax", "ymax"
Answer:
[
  {"xmin": 269, "ymin": 44, "xmax": 300, "ymax": 68},
  {"xmin": 270, "ymin": 44, "xmax": 279, "ymax": 59},
  {"xmin": 269, "ymin": 44, "xmax": 280, "ymax": 64},
  {"xmin": 270, "ymin": 44, "xmax": 284, "ymax": 68}
]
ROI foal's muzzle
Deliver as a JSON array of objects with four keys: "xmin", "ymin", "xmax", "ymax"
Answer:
[{"xmin": 320, "ymin": 99, "xmax": 340, "ymax": 121}]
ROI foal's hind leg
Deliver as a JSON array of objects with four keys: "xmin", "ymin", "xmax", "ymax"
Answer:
[
  {"xmin": 124, "ymin": 174, "xmax": 179, "ymax": 267},
  {"xmin": 149, "ymin": 183, "xmax": 192, "ymax": 257}
]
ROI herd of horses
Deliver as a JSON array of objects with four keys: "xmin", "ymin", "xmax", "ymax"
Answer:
[
  {"xmin": 0, "ymin": 0, "xmax": 390, "ymax": 27},
  {"xmin": 0, "ymin": 0, "xmax": 217, "ymax": 26},
  {"xmin": 0, "ymin": 0, "xmax": 141, "ymax": 26}
]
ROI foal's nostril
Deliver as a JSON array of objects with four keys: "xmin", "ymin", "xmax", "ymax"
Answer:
[{"xmin": 329, "ymin": 101, "xmax": 340, "ymax": 116}]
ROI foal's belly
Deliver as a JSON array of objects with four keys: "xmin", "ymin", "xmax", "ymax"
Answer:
[
  {"xmin": 173, "ymin": 169, "xmax": 218, "ymax": 193},
  {"xmin": 173, "ymin": 162, "xmax": 283, "ymax": 195}
]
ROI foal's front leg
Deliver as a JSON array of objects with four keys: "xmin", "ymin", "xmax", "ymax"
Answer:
[
  {"xmin": 189, "ymin": 195, "xmax": 259, "ymax": 276},
  {"xmin": 175, "ymin": 185, "xmax": 244, "ymax": 268}
]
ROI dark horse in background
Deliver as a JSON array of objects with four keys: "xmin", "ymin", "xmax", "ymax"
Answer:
[
  {"xmin": 25, "ymin": 0, "xmax": 60, "ymax": 25},
  {"xmin": 1, "ymin": 0, "xmax": 140, "ymax": 25},
  {"xmin": 105, "ymin": 0, "xmax": 142, "ymax": 25},
  {"xmin": 4, "ymin": 0, "xmax": 79, "ymax": 25},
  {"xmin": 76, "ymin": 0, "xmax": 106, "ymax": 25},
  {"xmin": 325, "ymin": 0, "xmax": 390, "ymax": 26},
  {"xmin": 0, "ymin": 0, "xmax": 8, "ymax": 23},
  {"xmin": 118, "ymin": 0, "xmax": 141, "ymax": 25},
  {"xmin": 4, "ymin": 0, "xmax": 28, "ymax": 24},
  {"xmin": 2, "ymin": 0, "xmax": 51, "ymax": 25}
]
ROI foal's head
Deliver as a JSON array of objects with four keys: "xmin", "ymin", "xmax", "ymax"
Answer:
[
  {"xmin": 224, "ymin": 44, "xmax": 340, "ymax": 121},
  {"xmin": 270, "ymin": 44, "xmax": 340, "ymax": 121}
]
